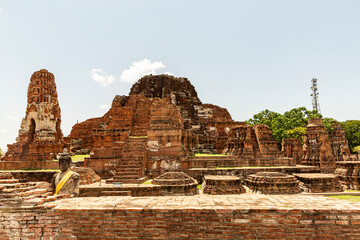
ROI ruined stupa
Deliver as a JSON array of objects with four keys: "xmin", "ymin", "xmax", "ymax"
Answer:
[{"xmin": 3, "ymin": 69, "xmax": 64, "ymax": 161}]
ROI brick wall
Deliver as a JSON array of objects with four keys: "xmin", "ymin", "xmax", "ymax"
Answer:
[
  {"xmin": 1, "ymin": 207, "xmax": 360, "ymax": 239},
  {"xmin": 0, "ymin": 160, "xmax": 58, "ymax": 170}
]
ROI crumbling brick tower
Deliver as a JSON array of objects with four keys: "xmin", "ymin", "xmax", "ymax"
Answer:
[
  {"xmin": 4, "ymin": 69, "xmax": 64, "ymax": 161},
  {"xmin": 301, "ymin": 118, "xmax": 334, "ymax": 171}
]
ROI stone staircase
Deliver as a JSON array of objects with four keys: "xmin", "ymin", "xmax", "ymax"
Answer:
[
  {"xmin": 0, "ymin": 173, "xmax": 51, "ymax": 206},
  {"xmin": 112, "ymin": 137, "xmax": 148, "ymax": 184}
]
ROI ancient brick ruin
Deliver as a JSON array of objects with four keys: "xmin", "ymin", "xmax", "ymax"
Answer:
[
  {"xmin": 3, "ymin": 69, "xmax": 64, "ymax": 162},
  {"xmin": 202, "ymin": 175, "xmax": 245, "ymax": 195},
  {"xmin": 335, "ymin": 161, "xmax": 360, "ymax": 190},
  {"xmin": 294, "ymin": 173, "xmax": 343, "ymax": 193},
  {"xmin": 2, "ymin": 71, "xmax": 360, "ymax": 239},
  {"xmin": 301, "ymin": 118, "xmax": 351, "ymax": 172},
  {"xmin": 246, "ymin": 172, "xmax": 300, "ymax": 194},
  {"xmin": 281, "ymin": 138, "xmax": 303, "ymax": 164},
  {"xmin": 223, "ymin": 124, "xmax": 281, "ymax": 159},
  {"xmin": 152, "ymin": 172, "xmax": 198, "ymax": 195},
  {"xmin": 67, "ymin": 74, "xmax": 301, "ymax": 184}
]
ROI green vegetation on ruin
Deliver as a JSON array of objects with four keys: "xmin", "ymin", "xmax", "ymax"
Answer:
[
  {"xmin": 71, "ymin": 154, "xmax": 90, "ymax": 162},
  {"xmin": 247, "ymin": 107, "xmax": 360, "ymax": 153},
  {"xmin": 197, "ymin": 184, "xmax": 202, "ymax": 190},
  {"xmin": 141, "ymin": 180, "xmax": 152, "ymax": 184},
  {"xmin": 328, "ymin": 195, "xmax": 360, "ymax": 202},
  {"xmin": 129, "ymin": 136, "xmax": 148, "ymax": 138}
]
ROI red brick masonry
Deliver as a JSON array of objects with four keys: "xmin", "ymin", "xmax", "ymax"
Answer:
[{"xmin": 1, "ymin": 194, "xmax": 360, "ymax": 239}]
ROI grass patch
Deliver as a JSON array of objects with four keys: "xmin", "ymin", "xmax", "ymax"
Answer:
[
  {"xmin": 142, "ymin": 180, "xmax": 152, "ymax": 184},
  {"xmin": 197, "ymin": 184, "xmax": 203, "ymax": 190},
  {"xmin": 345, "ymin": 190, "xmax": 360, "ymax": 193},
  {"xmin": 71, "ymin": 155, "xmax": 90, "ymax": 162},
  {"xmin": 194, "ymin": 153, "xmax": 228, "ymax": 157},
  {"xmin": 328, "ymin": 195, "xmax": 360, "ymax": 202}
]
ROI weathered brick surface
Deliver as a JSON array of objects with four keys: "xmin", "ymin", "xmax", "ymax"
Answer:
[
  {"xmin": 2, "ymin": 194, "xmax": 360, "ymax": 239},
  {"xmin": 294, "ymin": 173, "xmax": 343, "ymax": 193},
  {"xmin": 246, "ymin": 172, "xmax": 300, "ymax": 194},
  {"xmin": 0, "ymin": 160, "xmax": 58, "ymax": 171},
  {"xmin": 3, "ymin": 69, "xmax": 64, "ymax": 162},
  {"xmin": 335, "ymin": 161, "xmax": 360, "ymax": 190},
  {"xmin": 203, "ymin": 175, "xmax": 245, "ymax": 195}
]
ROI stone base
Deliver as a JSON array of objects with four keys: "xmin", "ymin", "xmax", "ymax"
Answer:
[
  {"xmin": 203, "ymin": 175, "xmax": 245, "ymax": 195},
  {"xmin": 335, "ymin": 161, "xmax": 360, "ymax": 190},
  {"xmin": 152, "ymin": 172, "xmax": 198, "ymax": 196},
  {"xmin": 294, "ymin": 173, "xmax": 343, "ymax": 193},
  {"xmin": 246, "ymin": 172, "xmax": 300, "ymax": 194}
]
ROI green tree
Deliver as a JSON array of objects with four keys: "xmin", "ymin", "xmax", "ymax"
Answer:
[
  {"xmin": 285, "ymin": 127, "xmax": 307, "ymax": 140},
  {"xmin": 340, "ymin": 120, "xmax": 360, "ymax": 153},
  {"xmin": 247, "ymin": 107, "xmax": 323, "ymax": 145}
]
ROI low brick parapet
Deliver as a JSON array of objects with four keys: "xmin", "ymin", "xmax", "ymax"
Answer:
[{"xmin": 2, "ymin": 194, "xmax": 360, "ymax": 239}]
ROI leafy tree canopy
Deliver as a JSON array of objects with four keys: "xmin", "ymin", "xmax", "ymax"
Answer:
[
  {"xmin": 247, "ymin": 107, "xmax": 360, "ymax": 153},
  {"xmin": 340, "ymin": 120, "xmax": 360, "ymax": 153},
  {"xmin": 247, "ymin": 107, "xmax": 329, "ymax": 145}
]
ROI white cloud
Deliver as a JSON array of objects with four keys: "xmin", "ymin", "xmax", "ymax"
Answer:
[
  {"xmin": 1, "ymin": 129, "xmax": 7, "ymax": 133},
  {"xmin": 120, "ymin": 58, "xmax": 166, "ymax": 83},
  {"xmin": 5, "ymin": 115, "xmax": 18, "ymax": 120},
  {"xmin": 0, "ymin": 9, "xmax": 3, "ymax": 14},
  {"xmin": 99, "ymin": 104, "xmax": 109, "ymax": 109},
  {"xmin": 91, "ymin": 69, "xmax": 116, "ymax": 86}
]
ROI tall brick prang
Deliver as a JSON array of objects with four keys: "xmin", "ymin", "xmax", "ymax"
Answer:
[{"xmin": 3, "ymin": 69, "xmax": 64, "ymax": 161}]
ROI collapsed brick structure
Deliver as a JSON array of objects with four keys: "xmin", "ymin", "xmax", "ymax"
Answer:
[
  {"xmin": 3, "ymin": 69, "xmax": 64, "ymax": 161},
  {"xmin": 202, "ymin": 175, "xmax": 245, "ymax": 195},
  {"xmin": 0, "ymin": 172, "xmax": 51, "ymax": 206},
  {"xmin": 222, "ymin": 124, "xmax": 281, "ymax": 159},
  {"xmin": 328, "ymin": 122, "xmax": 351, "ymax": 158},
  {"xmin": 301, "ymin": 118, "xmax": 351, "ymax": 172},
  {"xmin": 335, "ymin": 161, "xmax": 360, "ymax": 190},
  {"xmin": 82, "ymin": 94, "xmax": 186, "ymax": 182},
  {"xmin": 68, "ymin": 74, "xmax": 297, "ymax": 182},
  {"xmin": 293, "ymin": 173, "xmax": 342, "ymax": 193},
  {"xmin": 281, "ymin": 138, "xmax": 303, "ymax": 164},
  {"xmin": 152, "ymin": 172, "xmax": 198, "ymax": 195},
  {"xmin": 246, "ymin": 172, "xmax": 300, "ymax": 194}
]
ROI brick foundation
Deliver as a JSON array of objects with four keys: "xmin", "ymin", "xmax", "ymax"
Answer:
[
  {"xmin": 0, "ymin": 161, "xmax": 58, "ymax": 171},
  {"xmin": 1, "ymin": 205, "xmax": 360, "ymax": 239}
]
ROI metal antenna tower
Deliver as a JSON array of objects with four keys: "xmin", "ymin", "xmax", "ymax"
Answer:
[{"xmin": 310, "ymin": 78, "xmax": 321, "ymax": 113}]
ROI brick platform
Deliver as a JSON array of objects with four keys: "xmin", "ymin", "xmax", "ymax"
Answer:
[
  {"xmin": 2, "ymin": 194, "xmax": 360, "ymax": 239},
  {"xmin": 246, "ymin": 172, "xmax": 300, "ymax": 194},
  {"xmin": 294, "ymin": 173, "xmax": 343, "ymax": 193},
  {"xmin": 203, "ymin": 175, "xmax": 245, "ymax": 195}
]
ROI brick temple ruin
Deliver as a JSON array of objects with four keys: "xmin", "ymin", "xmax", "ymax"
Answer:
[
  {"xmin": 3, "ymin": 70, "xmax": 360, "ymax": 239},
  {"xmin": 65, "ymin": 74, "xmax": 294, "ymax": 183},
  {"xmin": 1, "ymin": 70, "xmax": 64, "ymax": 169}
]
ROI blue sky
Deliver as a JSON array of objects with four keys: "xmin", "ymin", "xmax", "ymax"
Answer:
[{"xmin": 1, "ymin": 0, "xmax": 360, "ymax": 151}]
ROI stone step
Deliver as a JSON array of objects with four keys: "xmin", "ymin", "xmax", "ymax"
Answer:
[
  {"xmin": 115, "ymin": 168, "xmax": 141, "ymax": 172},
  {"xmin": 114, "ymin": 163, "xmax": 142, "ymax": 166},
  {"xmin": 0, "ymin": 179, "xmax": 20, "ymax": 184},
  {"xmin": 115, "ymin": 174, "xmax": 141, "ymax": 179},
  {"xmin": 0, "ymin": 183, "xmax": 23, "ymax": 189},
  {"xmin": 17, "ymin": 189, "xmax": 48, "ymax": 197},
  {"xmin": 0, "ymin": 197, "xmax": 23, "ymax": 204},
  {"xmin": 115, "ymin": 170, "xmax": 141, "ymax": 175},
  {"xmin": 2, "ymin": 185, "xmax": 37, "ymax": 194},
  {"xmin": 101, "ymin": 190, "xmax": 131, "ymax": 196}
]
